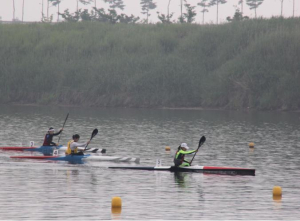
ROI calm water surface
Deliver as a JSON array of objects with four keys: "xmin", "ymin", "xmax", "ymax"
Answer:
[{"xmin": 0, "ymin": 105, "xmax": 299, "ymax": 220}]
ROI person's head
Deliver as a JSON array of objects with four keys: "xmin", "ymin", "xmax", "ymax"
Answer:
[
  {"xmin": 180, "ymin": 143, "xmax": 189, "ymax": 151},
  {"xmin": 48, "ymin": 127, "xmax": 55, "ymax": 135},
  {"xmin": 72, "ymin": 134, "xmax": 80, "ymax": 142}
]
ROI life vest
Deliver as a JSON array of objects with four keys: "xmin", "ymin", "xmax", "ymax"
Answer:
[
  {"xmin": 65, "ymin": 140, "xmax": 78, "ymax": 155},
  {"xmin": 174, "ymin": 149, "xmax": 196, "ymax": 166},
  {"xmin": 43, "ymin": 134, "xmax": 52, "ymax": 146},
  {"xmin": 175, "ymin": 149, "xmax": 185, "ymax": 161}
]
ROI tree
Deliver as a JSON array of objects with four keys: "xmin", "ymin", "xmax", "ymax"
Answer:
[
  {"xmin": 77, "ymin": 0, "xmax": 92, "ymax": 12},
  {"xmin": 104, "ymin": 0, "xmax": 125, "ymax": 10},
  {"xmin": 22, "ymin": 0, "xmax": 25, "ymax": 22},
  {"xmin": 209, "ymin": 0, "xmax": 227, "ymax": 24},
  {"xmin": 167, "ymin": 0, "xmax": 172, "ymax": 21},
  {"xmin": 293, "ymin": 0, "xmax": 295, "ymax": 17},
  {"xmin": 60, "ymin": 9, "xmax": 80, "ymax": 22},
  {"xmin": 279, "ymin": 0, "xmax": 284, "ymax": 17},
  {"xmin": 140, "ymin": 0, "xmax": 157, "ymax": 24},
  {"xmin": 49, "ymin": 0, "xmax": 62, "ymax": 22},
  {"xmin": 180, "ymin": 0, "xmax": 183, "ymax": 22},
  {"xmin": 157, "ymin": 12, "xmax": 174, "ymax": 23},
  {"xmin": 238, "ymin": 0, "xmax": 244, "ymax": 14},
  {"xmin": 118, "ymin": 14, "xmax": 140, "ymax": 23},
  {"xmin": 226, "ymin": 8, "xmax": 249, "ymax": 21},
  {"xmin": 13, "ymin": 0, "xmax": 15, "ymax": 21},
  {"xmin": 246, "ymin": 0, "xmax": 264, "ymax": 18},
  {"xmin": 198, "ymin": 0, "xmax": 210, "ymax": 24},
  {"xmin": 183, "ymin": 2, "xmax": 197, "ymax": 23}
]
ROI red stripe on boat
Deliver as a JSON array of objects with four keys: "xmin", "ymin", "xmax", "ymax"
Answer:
[
  {"xmin": 0, "ymin": 147, "xmax": 37, "ymax": 151},
  {"xmin": 203, "ymin": 166, "xmax": 253, "ymax": 170},
  {"xmin": 10, "ymin": 156, "xmax": 58, "ymax": 159}
]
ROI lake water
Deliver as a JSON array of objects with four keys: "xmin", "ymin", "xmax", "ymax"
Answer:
[{"xmin": 0, "ymin": 105, "xmax": 299, "ymax": 220}]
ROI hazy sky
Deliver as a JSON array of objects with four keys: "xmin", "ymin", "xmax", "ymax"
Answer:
[{"xmin": 0, "ymin": 0, "xmax": 298, "ymax": 24}]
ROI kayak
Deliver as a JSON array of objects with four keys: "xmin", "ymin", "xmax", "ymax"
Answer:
[
  {"xmin": 10, "ymin": 154, "xmax": 140, "ymax": 163},
  {"xmin": 108, "ymin": 165, "xmax": 255, "ymax": 176},
  {"xmin": 0, "ymin": 146, "xmax": 105, "ymax": 153}
]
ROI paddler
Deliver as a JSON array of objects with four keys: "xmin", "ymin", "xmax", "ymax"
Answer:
[
  {"xmin": 43, "ymin": 127, "xmax": 63, "ymax": 146},
  {"xmin": 65, "ymin": 134, "xmax": 90, "ymax": 155},
  {"xmin": 174, "ymin": 143, "xmax": 197, "ymax": 167}
]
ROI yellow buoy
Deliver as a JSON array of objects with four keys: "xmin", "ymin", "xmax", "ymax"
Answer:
[
  {"xmin": 111, "ymin": 196, "xmax": 122, "ymax": 208},
  {"xmin": 165, "ymin": 146, "xmax": 171, "ymax": 151},
  {"xmin": 249, "ymin": 142, "xmax": 255, "ymax": 148},
  {"xmin": 111, "ymin": 207, "xmax": 122, "ymax": 215},
  {"xmin": 273, "ymin": 186, "xmax": 282, "ymax": 197}
]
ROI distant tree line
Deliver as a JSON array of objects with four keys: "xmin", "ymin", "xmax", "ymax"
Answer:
[
  {"xmin": 1, "ymin": 17, "xmax": 300, "ymax": 110},
  {"xmin": 7, "ymin": 0, "xmax": 299, "ymax": 24}
]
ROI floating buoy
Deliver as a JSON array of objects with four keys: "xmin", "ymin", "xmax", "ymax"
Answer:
[
  {"xmin": 249, "ymin": 142, "xmax": 255, "ymax": 148},
  {"xmin": 111, "ymin": 207, "xmax": 122, "ymax": 215},
  {"xmin": 273, "ymin": 186, "xmax": 282, "ymax": 197},
  {"xmin": 112, "ymin": 196, "xmax": 122, "ymax": 208},
  {"xmin": 165, "ymin": 146, "xmax": 171, "ymax": 151}
]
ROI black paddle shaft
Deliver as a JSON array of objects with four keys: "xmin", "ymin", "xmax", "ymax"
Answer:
[
  {"xmin": 85, "ymin": 129, "xmax": 98, "ymax": 150},
  {"xmin": 57, "ymin": 113, "xmax": 69, "ymax": 145},
  {"xmin": 190, "ymin": 136, "xmax": 206, "ymax": 166}
]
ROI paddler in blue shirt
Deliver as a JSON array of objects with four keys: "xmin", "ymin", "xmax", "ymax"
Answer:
[
  {"xmin": 174, "ymin": 143, "xmax": 197, "ymax": 167},
  {"xmin": 65, "ymin": 134, "xmax": 90, "ymax": 155},
  {"xmin": 43, "ymin": 127, "xmax": 63, "ymax": 146}
]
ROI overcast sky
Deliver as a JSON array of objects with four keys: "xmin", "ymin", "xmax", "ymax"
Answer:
[{"xmin": 0, "ymin": 0, "xmax": 298, "ymax": 24}]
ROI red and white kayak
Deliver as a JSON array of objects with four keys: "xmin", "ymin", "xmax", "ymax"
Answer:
[
  {"xmin": 10, "ymin": 154, "xmax": 140, "ymax": 163},
  {"xmin": 0, "ymin": 146, "xmax": 104, "ymax": 153},
  {"xmin": 0, "ymin": 146, "xmax": 37, "ymax": 151},
  {"xmin": 108, "ymin": 165, "xmax": 255, "ymax": 176}
]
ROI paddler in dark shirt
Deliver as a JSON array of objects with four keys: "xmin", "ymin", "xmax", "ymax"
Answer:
[
  {"xmin": 174, "ymin": 143, "xmax": 197, "ymax": 167},
  {"xmin": 43, "ymin": 127, "xmax": 63, "ymax": 146}
]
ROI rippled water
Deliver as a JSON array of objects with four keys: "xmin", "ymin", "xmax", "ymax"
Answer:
[{"xmin": 0, "ymin": 105, "xmax": 299, "ymax": 220}]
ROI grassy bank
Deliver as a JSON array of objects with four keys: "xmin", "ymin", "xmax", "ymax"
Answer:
[{"xmin": 0, "ymin": 18, "xmax": 300, "ymax": 110}]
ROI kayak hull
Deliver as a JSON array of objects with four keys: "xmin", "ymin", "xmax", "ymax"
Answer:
[
  {"xmin": 108, "ymin": 165, "xmax": 255, "ymax": 176},
  {"xmin": 10, "ymin": 155, "xmax": 140, "ymax": 163},
  {"xmin": 0, "ymin": 146, "xmax": 104, "ymax": 153}
]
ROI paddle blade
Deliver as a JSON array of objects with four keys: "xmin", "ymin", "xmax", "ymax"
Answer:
[
  {"xmin": 198, "ymin": 136, "xmax": 206, "ymax": 148},
  {"xmin": 90, "ymin": 129, "xmax": 98, "ymax": 140}
]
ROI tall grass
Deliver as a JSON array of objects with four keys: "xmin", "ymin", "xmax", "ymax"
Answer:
[{"xmin": 0, "ymin": 18, "xmax": 300, "ymax": 110}]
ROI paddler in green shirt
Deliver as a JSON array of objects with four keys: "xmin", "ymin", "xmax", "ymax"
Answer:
[{"xmin": 174, "ymin": 143, "xmax": 197, "ymax": 167}]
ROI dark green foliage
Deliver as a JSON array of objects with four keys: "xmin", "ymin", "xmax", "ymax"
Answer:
[
  {"xmin": 157, "ymin": 12, "xmax": 174, "ymax": 24},
  {"xmin": 198, "ymin": 0, "xmax": 210, "ymax": 24},
  {"xmin": 246, "ymin": 0, "xmax": 264, "ymax": 18},
  {"xmin": 104, "ymin": 0, "xmax": 125, "ymax": 10},
  {"xmin": 0, "ymin": 18, "xmax": 300, "ymax": 110},
  {"xmin": 140, "ymin": 0, "xmax": 157, "ymax": 24},
  {"xmin": 209, "ymin": 0, "xmax": 227, "ymax": 24},
  {"xmin": 227, "ymin": 9, "xmax": 249, "ymax": 22},
  {"xmin": 181, "ymin": 3, "xmax": 197, "ymax": 23},
  {"xmin": 59, "ymin": 8, "xmax": 139, "ymax": 24}
]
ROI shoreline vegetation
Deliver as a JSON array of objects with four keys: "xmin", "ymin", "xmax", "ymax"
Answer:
[{"xmin": 0, "ymin": 17, "xmax": 300, "ymax": 111}]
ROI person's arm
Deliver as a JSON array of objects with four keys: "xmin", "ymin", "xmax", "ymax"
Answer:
[
  {"xmin": 70, "ymin": 142, "xmax": 88, "ymax": 150},
  {"xmin": 53, "ymin": 129, "xmax": 63, "ymax": 136},
  {"xmin": 181, "ymin": 149, "xmax": 196, "ymax": 155}
]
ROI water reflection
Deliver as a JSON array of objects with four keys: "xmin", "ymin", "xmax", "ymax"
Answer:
[
  {"xmin": 111, "ymin": 207, "xmax": 122, "ymax": 220},
  {"xmin": 174, "ymin": 172, "xmax": 188, "ymax": 188}
]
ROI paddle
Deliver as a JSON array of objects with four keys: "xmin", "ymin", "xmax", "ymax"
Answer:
[
  {"xmin": 189, "ymin": 136, "xmax": 206, "ymax": 166},
  {"xmin": 84, "ymin": 128, "xmax": 98, "ymax": 151},
  {"xmin": 57, "ymin": 113, "xmax": 69, "ymax": 145}
]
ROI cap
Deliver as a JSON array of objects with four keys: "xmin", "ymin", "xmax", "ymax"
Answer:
[
  {"xmin": 48, "ymin": 127, "xmax": 55, "ymax": 132},
  {"xmin": 180, "ymin": 143, "xmax": 189, "ymax": 150}
]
